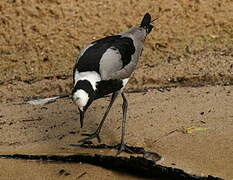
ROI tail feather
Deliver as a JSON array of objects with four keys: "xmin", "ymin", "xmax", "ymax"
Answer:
[
  {"xmin": 140, "ymin": 13, "xmax": 153, "ymax": 34},
  {"xmin": 140, "ymin": 13, "xmax": 151, "ymax": 27}
]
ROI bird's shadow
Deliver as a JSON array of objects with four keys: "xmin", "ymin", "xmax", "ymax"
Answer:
[
  {"xmin": 14, "ymin": 97, "xmax": 118, "ymax": 153},
  {"xmin": 70, "ymin": 141, "xmax": 162, "ymax": 162}
]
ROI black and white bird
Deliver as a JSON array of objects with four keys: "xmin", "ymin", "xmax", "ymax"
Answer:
[{"xmin": 72, "ymin": 13, "xmax": 154, "ymax": 155}]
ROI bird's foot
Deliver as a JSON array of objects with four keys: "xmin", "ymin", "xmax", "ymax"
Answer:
[
  {"xmin": 79, "ymin": 132, "xmax": 101, "ymax": 143},
  {"xmin": 115, "ymin": 143, "xmax": 134, "ymax": 156}
]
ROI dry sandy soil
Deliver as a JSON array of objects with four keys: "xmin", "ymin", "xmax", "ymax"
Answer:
[
  {"xmin": 0, "ymin": 0, "xmax": 233, "ymax": 179},
  {"xmin": 0, "ymin": 86, "xmax": 233, "ymax": 179}
]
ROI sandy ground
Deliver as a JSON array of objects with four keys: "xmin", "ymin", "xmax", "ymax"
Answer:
[
  {"xmin": 1, "ymin": 0, "xmax": 233, "ymax": 97},
  {"xmin": 0, "ymin": 0, "xmax": 233, "ymax": 179},
  {"xmin": 0, "ymin": 86, "xmax": 233, "ymax": 179}
]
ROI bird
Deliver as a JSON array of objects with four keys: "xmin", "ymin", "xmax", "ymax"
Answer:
[{"xmin": 72, "ymin": 13, "xmax": 155, "ymax": 155}]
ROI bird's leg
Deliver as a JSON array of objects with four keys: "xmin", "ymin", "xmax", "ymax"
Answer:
[
  {"xmin": 79, "ymin": 91, "xmax": 119, "ymax": 143},
  {"xmin": 116, "ymin": 92, "xmax": 132, "ymax": 156}
]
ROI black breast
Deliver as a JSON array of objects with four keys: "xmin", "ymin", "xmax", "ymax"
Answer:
[
  {"xmin": 75, "ymin": 35, "xmax": 135, "ymax": 73},
  {"xmin": 95, "ymin": 79, "xmax": 123, "ymax": 99},
  {"xmin": 72, "ymin": 80, "xmax": 95, "ymax": 98}
]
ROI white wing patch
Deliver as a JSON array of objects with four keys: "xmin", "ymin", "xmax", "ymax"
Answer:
[{"xmin": 74, "ymin": 70, "xmax": 101, "ymax": 91}]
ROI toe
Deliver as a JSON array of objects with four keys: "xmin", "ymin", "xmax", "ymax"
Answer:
[
  {"xmin": 115, "ymin": 143, "xmax": 135, "ymax": 156},
  {"xmin": 79, "ymin": 132, "xmax": 101, "ymax": 143}
]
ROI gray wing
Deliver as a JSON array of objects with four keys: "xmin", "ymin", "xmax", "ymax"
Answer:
[
  {"xmin": 107, "ymin": 60, "xmax": 138, "ymax": 80},
  {"xmin": 99, "ymin": 46, "xmax": 138, "ymax": 80},
  {"xmin": 75, "ymin": 31, "xmax": 144, "ymax": 81},
  {"xmin": 104, "ymin": 29, "xmax": 146, "ymax": 80},
  {"xmin": 99, "ymin": 47, "xmax": 122, "ymax": 80}
]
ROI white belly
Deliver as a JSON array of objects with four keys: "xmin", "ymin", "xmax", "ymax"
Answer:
[{"xmin": 122, "ymin": 78, "xmax": 129, "ymax": 88}]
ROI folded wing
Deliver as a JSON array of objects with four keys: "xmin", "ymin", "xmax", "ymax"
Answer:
[{"xmin": 74, "ymin": 35, "xmax": 136, "ymax": 81}]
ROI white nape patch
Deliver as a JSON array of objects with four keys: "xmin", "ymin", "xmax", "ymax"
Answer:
[
  {"xmin": 122, "ymin": 78, "xmax": 129, "ymax": 88},
  {"xmin": 73, "ymin": 89, "xmax": 89, "ymax": 110},
  {"xmin": 74, "ymin": 71, "xmax": 101, "ymax": 90}
]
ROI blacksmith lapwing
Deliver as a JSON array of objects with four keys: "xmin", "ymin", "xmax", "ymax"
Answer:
[{"xmin": 72, "ymin": 13, "xmax": 155, "ymax": 155}]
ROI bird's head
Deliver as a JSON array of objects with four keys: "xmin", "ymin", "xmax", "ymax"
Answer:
[{"xmin": 72, "ymin": 80, "xmax": 95, "ymax": 128}]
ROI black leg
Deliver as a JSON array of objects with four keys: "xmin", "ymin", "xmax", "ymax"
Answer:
[
  {"xmin": 116, "ymin": 92, "xmax": 131, "ymax": 156},
  {"xmin": 79, "ymin": 91, "xmax": 119, "ymax": 143}
]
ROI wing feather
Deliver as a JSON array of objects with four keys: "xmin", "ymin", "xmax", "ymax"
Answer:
[{"xmin": 73, "ymin": 35, "xmax": 136, "ymax": 81}]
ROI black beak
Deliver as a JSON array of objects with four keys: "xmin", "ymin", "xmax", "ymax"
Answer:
[{"xmin": 79, "ymin": 109, "xmax": 85, "ymax": 128}]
